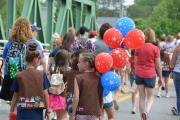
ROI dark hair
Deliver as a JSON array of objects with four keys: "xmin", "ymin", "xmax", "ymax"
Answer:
[
  {"xmin": 62, "ymin": 32, "xmax": 75, "ymax": 50},
  {"xmin": 26, "ymin": 43, "xmax": 40, "ymax": 63},
  {"xmin": 71, "ymin": 52, "xmax": 80, "ymax": 70},
  {"xmin": 55, "ymin": 49, "xmax": 70, "ymax": 68},
  {"xmin": 79, "ymin": 52, "xmax": 95, "ymax": 68},
  {"xmin": 160, "ymin": 49, "xmax": 170, "ymax": 68},
  {"xmin": 99, "ymin": 23, "xmax": 112, "ymax": 39},
  {"xmin": 78, "ymin": 26, "xmax": 89, "ymax": 35}
]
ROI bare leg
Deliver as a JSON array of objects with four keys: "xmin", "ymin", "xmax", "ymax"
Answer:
[
  {"xmin": 56, "ymin": 110, "xmax": 68, "ymax": 120},
  {"xmin": 138, "ymin": 85, "xmax": 145, "ymax": 115},
  {"xmin": 132, "ymin": 87, "xmax": 139, "ymax": 112},
  {"xmin": 105, "ymin": 107, "xmax": 115, "ymax": 120},
  {"xmin": 164, "ymin": 77, "xmax": 169, "ymax": 96},
  {"xmin": 146, "ymin": 88, "xmax": 154, "ymax": 113}
]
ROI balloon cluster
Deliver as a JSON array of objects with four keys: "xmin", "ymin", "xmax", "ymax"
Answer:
[
  {"xmin": 9, "ymin": 58, "xmax": 20, "ymax": 79},
  {"xmin": 95, "ymin": 17, "xmax": 146, "ymax": 96}
]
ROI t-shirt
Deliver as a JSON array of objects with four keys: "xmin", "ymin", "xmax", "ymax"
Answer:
[
  {"xmin": 162, "ymin": 42, "xmax": 176, "ymax": 53},
  {"xmin": 129, "ymin": 56, "xmax": 135, "ymax": 73},
  {"xmin": 2, "ymin": 41, "xmax": 12, "ymax": 59},
  {"xmin": 103, "ymin": 92, "xmax": 113, "ymax": 104},
  {"xmin": 174, "ymin": 53, "xmax": 180, "ymax": 73},
  {"xmin": 49, "ymin": 46, "xmax": 62, "ymax": 57},
  {"xmin": 94, "ymin": 39, "xmax": 109, "ymax": 55},
  {"xmin": 135, "ymin": 43, "xmax": 160, "ymax": 78}
]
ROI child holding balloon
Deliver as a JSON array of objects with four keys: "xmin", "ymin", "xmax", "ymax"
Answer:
[
  {"xmin": 129, "ymin": 50, "xmax": 139, "ymax": 114},
  {"xmin": 70, "ymin": 52, "xmax": 103, "ymax": 120}
]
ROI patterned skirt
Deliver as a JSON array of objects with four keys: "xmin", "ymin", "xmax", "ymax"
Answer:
[{"xmin": 49, "ymin": 94, "xmax": 66, "ymax": 110}]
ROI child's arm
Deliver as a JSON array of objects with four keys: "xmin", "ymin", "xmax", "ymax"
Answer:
[
  {"xmin": 70, "ymin": 78, "xmax": 79, "ymax": 120},
  {"xmin": 10, "ymin": 92, "xmax": 19, "ymax": 112},
  {"xmin": 44, "ymin": 89, "xmax": 50, "ymax": 120}
]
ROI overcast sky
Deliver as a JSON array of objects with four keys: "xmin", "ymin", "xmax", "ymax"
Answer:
[{"xmin": 124, "ymin": 0, "xmax": 134, "ymax": 6}]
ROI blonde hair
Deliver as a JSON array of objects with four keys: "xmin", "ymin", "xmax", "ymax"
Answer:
[
  {"xmin": 68, "ymin": 27, "xmax": 76, "ymax": 36},
  {"xmin": 166, "ymin": 35, "xmax": 174, "ymax": 43},
  {"xmin": 9, "ymin": 17, "xmax": 32, "ymax": 43},
  {"xmin": 144, "ymin": 28, "xmax": 156, "ymax": 43}
]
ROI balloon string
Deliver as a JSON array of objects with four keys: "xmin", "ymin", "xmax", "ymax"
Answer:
[{"xmin": 120, "ymin": 38, "xmax": 125, "ymax": 47}]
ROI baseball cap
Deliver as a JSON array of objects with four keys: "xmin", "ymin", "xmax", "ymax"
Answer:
[
  {"xmin": 31, "ymin": 24, "xmax": 41, "ymax": 31},
  {"xmin": 90, "ymin": 31, "xmax": 98, "ymax": 36}
]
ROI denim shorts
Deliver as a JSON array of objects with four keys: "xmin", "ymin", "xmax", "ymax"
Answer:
[
  {"xmin": 135, "ymin": 75, "xmax": 156, "ymax": 88},
  {"xmin": 103, "ymin": 102, "xmax": 113, "ymax": 109},
  {"xmin": 130, "ymin": 73, "xmax": 136, "ymax": 87},
  {"xmin": 162, "ymin": 71, "xmax": 171, "ymax": 78}
]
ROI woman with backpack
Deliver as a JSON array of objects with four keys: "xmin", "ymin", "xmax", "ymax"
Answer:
[{"xmin": 0, "ymin": 18, "xmax": 32, "ymax": 101}]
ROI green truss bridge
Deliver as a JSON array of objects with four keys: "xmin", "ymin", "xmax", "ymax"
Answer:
[{"xmin": 0, "ymin": 0, "xmax": 97, "ymax": 44}]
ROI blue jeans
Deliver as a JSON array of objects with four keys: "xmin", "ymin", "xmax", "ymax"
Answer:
[{"xmin": 173, "ymin": 72, "xmax": 180, "ymax": 112}]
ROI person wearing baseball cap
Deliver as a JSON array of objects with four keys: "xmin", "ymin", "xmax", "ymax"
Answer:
[
  {"xmin": 31, "ymin": 24, "xmax": 41, "ymax": 31},
  {"xmin": 26, "ymin": 23, "xmax": 47, "ymax": 72},
  {"xmin": 89, "ymin": 31, "xmax": 98, "ymax": 43}
]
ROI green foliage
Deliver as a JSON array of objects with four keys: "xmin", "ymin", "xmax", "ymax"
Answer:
[
  {"xmin": 127, "ymin": 5, "xmax": 151, "ymax": 18},
  {"xmin": 0, "ymin": 0, "xmax": 7, "ymax": 27},
  {"xmin": 129, "ymin": 0, "xmax": 180, "ymax": 37},
  {"xmin": 98, "ymin": 8, "xmax": 119, "ymax": 17}
]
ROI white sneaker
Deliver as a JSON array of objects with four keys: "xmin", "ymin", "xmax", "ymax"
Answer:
[
  {"xmin": 166, "ymin": 93, "xmax": 170, "ymax": 98},
  {"xmin": 157, "ymin": 92, "xmax": 161, "ymax": 98}
]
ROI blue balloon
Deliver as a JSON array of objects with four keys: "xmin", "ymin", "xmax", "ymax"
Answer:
[
  {"xmin": 109, "ymin": 47, "xmax": 113, "ymax": 52},
  {"xmin": 101, "ymin": 71, "xmax": 121, "ymax": 91},
  {"xmin": 103, "ymin": 89, "xmax": 110, "ymax": 97},
  {"xmin": 115, "ymin": 17, "xmax": 135, "ymax": 37}
]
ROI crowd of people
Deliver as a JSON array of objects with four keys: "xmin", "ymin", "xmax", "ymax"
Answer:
[{"xmin": 0, "ymin": 17, "xmax": 179, "ymax": 120}]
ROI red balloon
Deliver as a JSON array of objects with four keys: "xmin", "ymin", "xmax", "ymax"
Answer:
[
  {"xmin": 103, "ymin": 28, "xmax": 123, "ymax": 48},
  {"xmin": 95, "ymin": 53, "xmax": 113, "ymax": 73},
  {"xmin": 111, "ymin": 48, "xmax": 128, "ymax": 69},
  {"xmin": 123, "ymin": 29, "xmax": 145, "ymax": 49}
]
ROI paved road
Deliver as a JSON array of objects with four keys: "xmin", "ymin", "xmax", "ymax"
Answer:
[
  {"xmin": 115, "ymin": 84, "xmax": 180, "ymax": 120},
  {"xmin": 0, "ymin": 84, "xmax": 180, "ymax": 120}
]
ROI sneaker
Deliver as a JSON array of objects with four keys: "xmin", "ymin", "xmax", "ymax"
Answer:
[
  {"xmin": 157, "ymin": 92, "xmax": 161, "ymax": 98},
  {"xmin": 171, "ymin": 107, "xmax": 180, "ymax": 116},
  {"xmin": 141, "ymin": 112, "xmax": 150, "ymax": 120},
  {"xmin": 131, "ymin": 111, "xmax": 136, "ymax": 114}
]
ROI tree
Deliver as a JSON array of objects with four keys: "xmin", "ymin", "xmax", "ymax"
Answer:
[
  {"xmin": 134, "ymin": 0, "xmax": 180, "ymax": 37},
  {"xmin": 97, "ymin": 0, "xmax": 125, "ymax": 17},
  {"xmin": 127, "ymin": 0, "xmax": 160, "ymax": 18}
]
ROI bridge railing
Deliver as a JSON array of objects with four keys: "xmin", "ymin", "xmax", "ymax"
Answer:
[{"xmin": 0, "ymin": 0, "xmax": 97, "ymax": 44}]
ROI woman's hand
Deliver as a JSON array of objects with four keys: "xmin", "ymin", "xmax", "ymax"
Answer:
[{"xmin": 159, "ymin": 76, "xmax": 165, "ymax": 88}]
